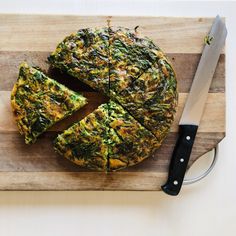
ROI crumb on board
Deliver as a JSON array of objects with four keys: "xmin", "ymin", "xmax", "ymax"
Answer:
[{"xmin": 204, "ymin": 35, "xmax": 214, "ymax": 45}]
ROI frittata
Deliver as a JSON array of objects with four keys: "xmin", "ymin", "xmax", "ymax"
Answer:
[
  {"xmin": 107, "ymin": 100, "xmax": 160, "ymax": 171},
  {"xmin": 22, "ymin": 26, "xmax": 178, "ymax": 171},
  {"xmin": 54, "ymin": 103, "xmax": 109, "ymax": 171},
  {"xmin": 49, "ymin": 27, "xmax": 178, "ymax": 144},
  {"xmin": 54, "ymin": 100, "xmax": 159, "ymax": 171},
  {"xmin": 11, "ymin": 62, "xmax": 87, "ymax": 144},
  {"xmin": 109, "ymin": 27, "xmax": 167, "ymax": 96},
  {"xmin": 48, "ymin": 28, "xmax": 110, "ymax": 94},
  {"xmin": 108, "ymin": 27, "xmax": 177, "ymax": 142},
  {"xmin": 116, "ymin": 63, "xmax": 178, "ymax": 142}
]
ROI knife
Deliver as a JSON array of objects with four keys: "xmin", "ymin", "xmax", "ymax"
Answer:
[{"xmin": 162, "ymin": 15, "xmax": 227, "ymax": 196}]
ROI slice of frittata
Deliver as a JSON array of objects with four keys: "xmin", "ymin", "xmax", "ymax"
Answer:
[
  {"xmin": 109, "ymin": 27, "xmax": 178, "ymax": 143},
  {"xmin": 115, "ymin": 63, "xmax": 178, "ymax": 143},
  {"xmin": 107, "ymin": 100, "xmax": 160, "ymax": 171},
  {"xmin": 48, "ymin": 28, "xmax": 110, "ymax": 95},
  {"xmin": 109, "ymin": 27, "xmax": 166, "ymax": 97},
  {"xmin": 11, "ymin": 62, "xmax": 87, "ymax": 144},
  {"xmin": 54, "ymin": 103, "xmax": 110, "ymax": 171}
]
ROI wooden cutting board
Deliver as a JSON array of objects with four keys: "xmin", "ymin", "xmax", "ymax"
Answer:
[{"xmin": 0, "ymin": 15, "xmax": 225, "ymax": 190}]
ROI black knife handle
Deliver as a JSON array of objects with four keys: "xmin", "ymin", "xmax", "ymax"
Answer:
[{"xmin": 162, "ymin": 124, "xmax": 198, "ymax": 196}]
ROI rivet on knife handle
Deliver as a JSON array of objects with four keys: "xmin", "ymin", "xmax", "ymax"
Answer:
[{"xmin": 161, "ymin": 125, "xmax": 198, "ymax": 196}]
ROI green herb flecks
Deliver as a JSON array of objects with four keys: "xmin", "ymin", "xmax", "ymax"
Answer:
[
  {"xmin": 11, "ymin": 62, "xmax": 87, "ymax": 144},
  {"xmin": 204, "ymin": 35, "xmax": 214, "ymax": 45}
]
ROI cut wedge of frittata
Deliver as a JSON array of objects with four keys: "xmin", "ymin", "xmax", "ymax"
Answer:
[
  {"xmin": 54, "ymin": 100, "xmax": 159, "ymax": 171},
  {"xmin": 48, "ymin": 28, "xmax": 110, "ymax": 95},
  {"xmin": 108, "ymin": 28, "xmax": 178, "ymax": 142},
  {"xmin": 54, "ymin": 103, "xmax": 110, "ymax": 171},
  {"xmin": 109, "ymin": 27, "xmax": 166, "ymax": 96},
  {"xmin": 107, "ymin": 100, "xmax": 160, "ymax": 171},
  {"xmin": 115, "ymin": 63, "xmax": 178, "ymax": 142},
  {"xmin": 11, "ymin": 62, "xmax": 87, "ymax": 144}
]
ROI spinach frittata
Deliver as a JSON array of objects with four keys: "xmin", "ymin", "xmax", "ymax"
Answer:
[
  {"xmin": 107, "ymin": 100, "xmax": 160, "ymax": 171},
  {"xmin": 109, "ymin": 27, "xmax": 167, "ymax": 96},
  {"xmin": 54, "ymin": 103, "xmax": 110, "ymax": 171},
  {"xmin": 108, "ymin": 27, "xmax": 177, "ymax": 142},
  {"xmin": 11, "ymin": 62, "xmax": 87, "ymax": 144},
  {"xmin": 49, "ymin": 27, "xmax": 177, "ymax": 144},
  {"xmin": 48, "ymin": 28, "xmax": 110, "ymax": 94},
  {"xmin": 45, "ymin": 26, "xmax": 178, "ymax": 171},
  {"xmin": 116, "ymin": 63, "xmax": 178, "ymax": 142},
  {"xmin": 54, "ymin": 100, "xmax": 159, "ymax": 171}
]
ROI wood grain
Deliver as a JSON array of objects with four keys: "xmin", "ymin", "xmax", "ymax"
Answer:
[
  {"xmin": 0, "ymin": 15, "xmax": 225, "ymax": 190},
  {"xmin": 0, "ymin": 15, "xmax": 225, "ymax": 54},
  {"xmin": 0, "ymin": 52, "xmax": 225, "ymax": 92},
  {"xmin": 0, "ymin": 172, "xmax": 167, "ymax": 191},
  {"xmin": 0, "ymin": 92, "xmax": 225, "ymax": 133},
  {"xmin": 0, "ymin": 131, "xmax": 224, "ymax": 173}
]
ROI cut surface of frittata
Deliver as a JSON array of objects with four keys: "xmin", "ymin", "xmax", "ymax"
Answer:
[{"xmin": 11, "ymin": 62, "xmax": 87, "ymax": 144}]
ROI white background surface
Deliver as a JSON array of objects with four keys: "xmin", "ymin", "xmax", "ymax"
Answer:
[{"xmin": 0, "ymin": 1, "xmax": 236, "ymax": 235}]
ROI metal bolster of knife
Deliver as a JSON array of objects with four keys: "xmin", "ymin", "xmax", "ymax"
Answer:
[{"xmin": 162, "ymin": 124, "xmax": 198, "ymax": 196}]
